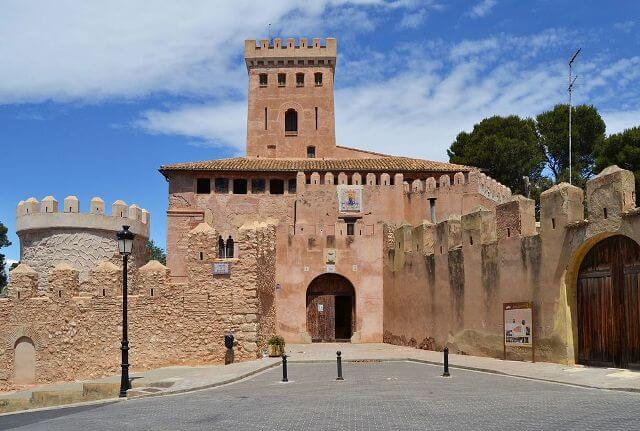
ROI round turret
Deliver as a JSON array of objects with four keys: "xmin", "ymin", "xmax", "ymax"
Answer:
[{"xmin": 15, "ymin": 196, "xmax": 150, "ymax": 289}]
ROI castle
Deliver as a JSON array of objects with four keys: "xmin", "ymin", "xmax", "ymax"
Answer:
[{"xmin": 3, "ymin": 37, "xmax": 640, "ymax": 390}]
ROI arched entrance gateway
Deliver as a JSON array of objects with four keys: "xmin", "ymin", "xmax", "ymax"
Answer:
[
  {"xmin": 306, "ymin": 274, "xmax": 355, "ymax": 342},
  {"xmin": 577, "ymin": 235, "xmax": 640, "ymax": 368}
]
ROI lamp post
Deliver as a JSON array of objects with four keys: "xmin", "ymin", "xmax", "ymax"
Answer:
[{"xmin": 117, "ymin": 225, "xmax": 135, "ymax": 398}]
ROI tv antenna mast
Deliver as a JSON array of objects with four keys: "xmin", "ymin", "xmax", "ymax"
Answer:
[{"xmin": 568, "ymin": 48, "xmax": 581, "ymax": 185}]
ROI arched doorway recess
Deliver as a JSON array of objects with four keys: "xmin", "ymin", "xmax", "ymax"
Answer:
[
  {"xmin": 14, "ymin": 336, "xmax": 36, "ymax": 385},
  {"xmin": 577, "ymin": 235, "xmax": 640, "ymax": 368},
  {"xmin": 306, "ymin": 274, "xmax": 355, "ymax": 342}
]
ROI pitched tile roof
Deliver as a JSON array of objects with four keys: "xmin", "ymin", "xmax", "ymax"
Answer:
[{"xmin": 159, "ymin": 156, "xmax": 472, "ymax": 175}]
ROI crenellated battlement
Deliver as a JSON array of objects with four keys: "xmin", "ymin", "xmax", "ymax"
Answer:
[
  {"xmin": 16, "ymin": 196, "xmax": 150, "ymax": 238},
  {"xmin": 244, "ymin": 37, "xmax": 337, "ymax": 67},
  {"xmin": 390, "ymin": 165, "xmax": 640, "ymax": 259},
  {"xmin": 297, "ymin": 169, "xmax": 511, "ymax": 205}
]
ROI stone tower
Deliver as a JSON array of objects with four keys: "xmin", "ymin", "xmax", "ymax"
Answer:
[{"xmin": 244, "ymin": 37, "xmax": 337, "ymax": 159}]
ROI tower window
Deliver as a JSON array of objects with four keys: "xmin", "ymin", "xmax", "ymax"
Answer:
[
  {"xmin": 215, "ymin": 178, "xmax": 229, "ymax": 193},
  {"xmin": 233, "ymin": 179, "xmax": 248, "ymax": 194},
  {"xmin": 296, "ymin": 73, "xmax": 304, "ymax": 87},
  {"xmin": 285, "ymin": 109, "xmax": 298, "ymax": 134},
  {"xmin": 307, "ymin": 146, "xmax": 316, "ymax": 158},
  {"xmin": 315, "ymin": 107, "xmax": 318, "ymax": 130},
  {"xmin": 264, "ymin": 107, "xmax": 267, "ymax": 130},
  {"xmin": 288, "ymin": 179, "xmax": 297, "ymax": 194},
  {"xmin": 278, "ymin": 73, "xmax": 286, "ymax": 86},
  {"xmin": 314, "ymin": 72, "xmax": 323, "ymax": 86},
  {"xmin": 270, "ymin": 179, "xmax": 285, "ymax": 195},
  {"xmin": 196, "ymin": 178, "xmax": 211, "ymax": 194},
  {"xmin": 251, "ymin": 178, "xmax": 266, "ymax": 194},
  {"xmin": 259, "ymin": 73, "xmax": 268, "ymax": 87}
]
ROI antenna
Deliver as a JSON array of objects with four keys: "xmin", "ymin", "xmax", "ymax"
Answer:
[
  {"xmin": 268, "ymin": 23, "xmax": 271, "ymax": 42},
  {"xmin": 568, "ymin": 48, "xmax": 581, "ymax": 185}
]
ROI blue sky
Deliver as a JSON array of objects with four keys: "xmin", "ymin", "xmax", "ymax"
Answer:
[{"xmin": 2, "ymin": 0, "xmax": 639, "ymax": 266}]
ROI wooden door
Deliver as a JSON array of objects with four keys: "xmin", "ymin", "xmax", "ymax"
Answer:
[
  {"xmin": 306, "ymin": 294, "xmax": 336, "ymax": 342},
  {"xmin": 578, "ymin": 235, "xmax": 640, "ymax": 369}
]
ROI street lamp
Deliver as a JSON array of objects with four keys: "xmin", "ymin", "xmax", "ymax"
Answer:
[{"xmin": 117, "ymin": 225, "xmax": 135, "ymax": 398}]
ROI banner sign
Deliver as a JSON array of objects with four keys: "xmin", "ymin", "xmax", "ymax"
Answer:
[
  {"xmin": 503, "ymin": 301, "xmax": 535, "ymax": 362},
  {"xmin": 337, "ymin": 185, "xmax": 363, "ymax": 213},
  {"xmin": 212, "ymin": 262, "xmax": 231, "ymax": 275}
]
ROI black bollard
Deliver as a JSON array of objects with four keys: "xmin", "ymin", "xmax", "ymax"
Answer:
[
  {"xmin": 336, "ymin": 351, "xmax": 344, "ymax": 381},
  {"xmin": 442, "ymin": 347, "xmax": 450, "ymax": 377},
  {"xmin": 282, "ymin": 354, "xmax": 289, "ymax": 382}
]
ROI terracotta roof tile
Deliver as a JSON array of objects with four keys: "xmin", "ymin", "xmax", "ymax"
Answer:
[{"xmin": 159, "ymin": 156, "xmax": 472, "ymax": 174}]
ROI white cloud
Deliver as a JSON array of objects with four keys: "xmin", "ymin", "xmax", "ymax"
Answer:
[
  {"xmin": 0, "ymin": 0, "xmax": 391, "ymax": 104},
  {"xmin": 136, "ymin": 101, "xmax": 247, "ymax": 151},
  {"xmin": 135, "ymin": 29, "xmax": 640, "ymax": 161},
  {"xmin": 4, "ymin": 259, "xmax": 18, "ymax": 273},
  {"xmin": 399, "ymin": 9, "xmax": 428, "ymax": 29},
  {"xmin": 614, "ymin": 21, "xmax": 635, "ymax": 33},
  {"xmin": 468, "ymin": 0, "xmax": 497, "ymax": 18},
  {"xmin": 602, "ymin": 110, "xmax": 640, "ymax": 135}
]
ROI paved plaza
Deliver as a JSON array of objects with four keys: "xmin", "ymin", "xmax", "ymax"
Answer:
[{"xmin": 1, "ymin": 361, "xmax": 639, "ymax": 431}]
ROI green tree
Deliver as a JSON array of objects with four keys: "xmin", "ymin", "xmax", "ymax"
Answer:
[
  {"xmin": 594, "ymin": 126, "xmax": 640, "ymax": 195},
  {"xmin": 447, "ymin": 115, "xmax": 545, "ymax": 195},
  {"xmin": 0, "ymin": 221, "xmax": 11, "ymax": 292},
  {"xmin": 536, "ymin": 104, "xmax": 606, "ymax": 186},
  {"xmin": 146, "ymin": 239, "xmax": 166, "ymax": 265}
]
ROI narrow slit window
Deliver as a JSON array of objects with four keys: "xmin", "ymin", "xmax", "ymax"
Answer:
[
  {"xmin": 58, "ymin": 290, "xmax": 62, "ymax": 298},
  {"xmin": 264, "ymin": 107, "xmax": 267, "ymax": 130},
  {"xmin": 150, "ymin": 288, "xmax": 154, "ymax": 297},
  {"xmin": 507, "ymin": 228, "xmax": 511, "ymax": 237},
  {"xmin": 470, "ymin": 236, "xmax": 474, "ymax": 246},
  {"xmin": 315, "ymin": 107, "xmax": 318, "ymax": 130},
  {"xmin": 199, "ymin": 251, "xmax": 203, "ymax": 260},
  {"xmin": 552, "ymin": 218, "xmax": 556, "ymax": 229},
  {"xmin": 604, "ymin": 207, "xmax": 608, "ymax": 219},
  {"xmin": 102, "ymin": 289, "xmax": 105, "ymax": 297}
]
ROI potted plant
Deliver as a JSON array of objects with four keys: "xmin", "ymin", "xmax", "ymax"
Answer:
[{"xmin": 268, "ymin": 335, "xmax": 285, "ymax": 357}]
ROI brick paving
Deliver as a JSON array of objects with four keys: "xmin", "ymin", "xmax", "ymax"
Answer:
[{"xmin": 1, "ymin": 361, "xmax": 639, "ymax": 430}]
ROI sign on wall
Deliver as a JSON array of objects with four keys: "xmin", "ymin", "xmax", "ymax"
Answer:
[
  {"xmin": 503, "ymin": 302, "xmax": 535, "ymax": 362},
  {"xmin": 212, "ymin": 262, "xmax": 231, "ymax": 275},
  {"xmin": 337, "ymin": 185, "xmax": 363, "ymax": 213}
]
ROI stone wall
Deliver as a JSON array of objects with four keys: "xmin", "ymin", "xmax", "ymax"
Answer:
[
  {"xmin": 384, "ymin": 166, "xmax": 640, "ymax": 365},
  {"xmin": 0, "ymin": 220, "xmax": 277, "ymax": 392}
]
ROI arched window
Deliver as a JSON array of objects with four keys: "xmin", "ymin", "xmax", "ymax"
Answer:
[{"xmin": 285, "ymin": 109, "xmax": 298, "ymax": 134}]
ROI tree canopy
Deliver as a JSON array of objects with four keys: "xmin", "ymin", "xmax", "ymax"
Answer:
[
  {"xmin": 0, "ymin": 221, "xmax": 11, "ymax": 291},
  {"xmin": 147, "ymin": 239, "xmax": 166, "ymax": 265},
  {"xmin": 536, "ymin": 104, "xmax": 606, "ymax": 186},
  {"xmin": 448, "ymin": 104, "xmax": 607, "ymax": 196},
  {"xmin": 447, "ymin": 115, "xmax": 545, "ymax": 195},
  {"xmin": 595, "ymin": 126, "xmax": 640, "ymax": 193}
]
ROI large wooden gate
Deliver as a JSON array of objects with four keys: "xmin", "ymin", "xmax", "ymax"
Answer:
[
  {"xmin": 306, "ymin": 274, "xmax": 355, "ymax": 342},
  {"xmin": 577, "ymin": 235, "xmax": 640, "ymax": 368}
]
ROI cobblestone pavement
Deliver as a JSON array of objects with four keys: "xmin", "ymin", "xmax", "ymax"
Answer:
[{"xmin": 1, "ymin": 361, "xmax": 639, "ymax": 431}]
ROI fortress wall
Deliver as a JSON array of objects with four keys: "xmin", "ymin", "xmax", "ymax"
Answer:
[
  {"xmin": 384, "ymin": 166, "xmax": 640, "ymax": 364},
  {"xmin": 0, "ymin": 221, "xmax": 277, "ymax": 392}
]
